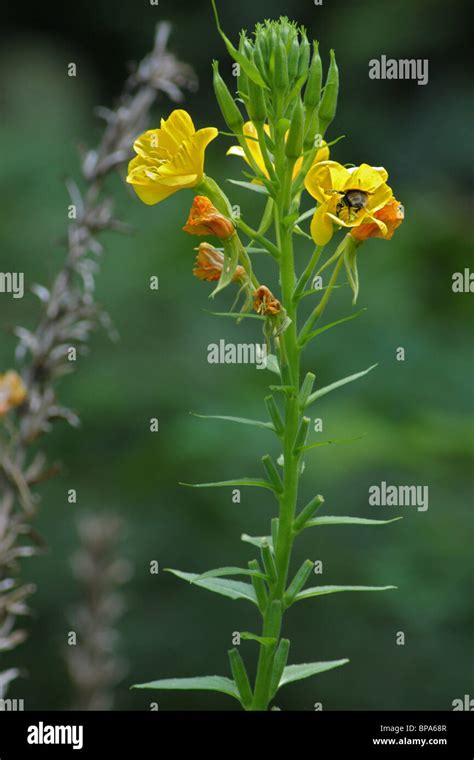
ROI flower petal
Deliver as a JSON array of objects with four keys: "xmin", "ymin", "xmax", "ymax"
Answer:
[{"xmin": 310, "ymin": 203, "xmax": 335, "ymax": 246}]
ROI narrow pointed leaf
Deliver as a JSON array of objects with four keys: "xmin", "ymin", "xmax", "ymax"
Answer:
[
  {"xmin": 205, "ymin": 311, "xmax": 265, "ymax": 319},
  {"xmin": 301, "ymin": 309, "xmax": 366, "ymax": 345},
  {"xmin": 278, "ymin": 659, "xmax": 349, "ymax": 689},
  {"xmin": 132, "ymin": 675, "xmax": 240, "ymax": 700},
  {"xmin": 211, "ymin": 0, "xmax": 268, "ymax": 88},
  {"xmin": 192, "ymin": 566, "xmax": 267, "ymax": 582},
  {"xmin": 241, "ymin": 533, "xmax": 272, "ymax": 549},
  {"xmin": 180, "ymin": 478, "xmax": 274, "ymax": 491},
  {"xmin": 295, "ymin": 585, "xmax": 397, "ymax": 602},
  {"xmin": 240, "ymin": 631, "xmax": 277, "ymax": 647},
  {"xmin": 305, "ymin": 516, "xmax": 403, "ymax": 528},
  {"xmin": 300, "ymin": 435, "xmax": 365, "ymax": 452},
  {"xmin": 191, "ymin": 412, "xmax": 274, "ymax": 431},
  {"xmin": 266, "ymin": 354, "xmax": 280, "ymax": 376},
  {"xmin": 305, "ymin": 364, "xmax": 378, "ymax": 407},
  {"xmin": 166, "ymin": 569, "xmax": 258, "ymax": 605},
  {"xmin": 227, "ymin": 179, "xmax": 269, "ymax": 195}
]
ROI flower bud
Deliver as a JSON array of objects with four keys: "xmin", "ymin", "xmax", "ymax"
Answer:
[
  {"xmin": 287, "ymin": 35, "xmax": 300, "ymax": 83},
  {"xmin": 253, "ymin": 286, "xmax": 281, "ymax": 316},
  {"xmin": 297, "ymin": 31, "xmax": 311, "ymax": 82},
  {"xmin": 0, "ymin": 371, "xmax": 27, "ymax": 415},
  {"xmin": 304, "ymin": 41, "xmax": 322, "ymax": 110},
  {"xmin": 273, "ymin": 39, "xmax": 289, "ymax": 94},
  {"xmin": 237, "ymin": 34, "xmax": 249, "ymax": 98},
  {"xmin": 193, "ymin": 242, "xmax": 244, "ymax": 283},
  {"xmin": 247, "ymin": 76, "xmax": 267, "ymax": 124},
  {"xmin": 285, "ymin": 97, "xmax": 305, "ymax": 160},
  {"xmin": 212, "ymin": 60, "xmax": 244, "ymax": 133},
  {"xmin": 184, "ymin": 196, "xmax": 235, "ymax": 240},
  {"xmin": 318, "ymin": 49, "xmax": 339, "ymax": 135}
]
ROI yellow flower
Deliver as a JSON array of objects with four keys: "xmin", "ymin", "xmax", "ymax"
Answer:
[
  {"xmin": 304, "ymin": 160, "xmax": 394, "ymax": 246},
  {"xmin": 126, "ymin": 110, "xmax": 218, "ymax": 205},
  {"xmin": 351, "ymin": 199, "xmax": 405, "ymax": 242},
  {"xmin": 0, "ymin": 371, "xmax": 27, "ymax": 416},
  {"xmin": 227, "ymin": 121, "xmax": 329, "ymax": 181}
]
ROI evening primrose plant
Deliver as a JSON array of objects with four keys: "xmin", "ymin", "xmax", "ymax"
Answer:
[{"xmin": 127, "ymin": 8, "xmax": 404, "ymax": 710}]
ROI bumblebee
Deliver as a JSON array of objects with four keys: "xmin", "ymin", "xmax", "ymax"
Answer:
[{"xmin": 335, "ymin": 189, "xmax": 369, "ymax": 220}]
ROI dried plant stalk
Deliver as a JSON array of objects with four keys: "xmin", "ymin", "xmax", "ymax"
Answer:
[
  {"xmin": 0, "ymin": 22, "xmax": 196, "ymax": 697},
  {"xmin": 66, "ymin": 513, "xmax": 131, "ymax": 711}
]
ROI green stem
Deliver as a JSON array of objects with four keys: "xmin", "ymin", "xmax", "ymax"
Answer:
[{"xmin": 251, "ymin": 195, "xmax": 301, "ymax": 711}]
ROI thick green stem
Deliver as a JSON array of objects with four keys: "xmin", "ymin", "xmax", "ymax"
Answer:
[{"xmin": 251, "ymin": 198, "xmax": 301, "ymax": 710}]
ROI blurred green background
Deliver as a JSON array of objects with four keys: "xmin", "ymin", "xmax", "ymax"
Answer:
[{"xmin": 1, "ymin": 0, "xmax": 473, "ymax": 710}]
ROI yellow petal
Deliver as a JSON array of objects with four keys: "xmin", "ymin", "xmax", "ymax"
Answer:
[
  {"xmin": 345, "ymin": 164, "xmax": 388, "ymax": 192},
  {"xmin": 310, "ymin": 203, "xmax": 334, "ymax": 246},
  {"xmin": 131, "ymin": 183, "xmax": 179, "ymax": 205},
  {"xmin": 368, "ymin": 183, "xmax": 393, "ymax": 213}
]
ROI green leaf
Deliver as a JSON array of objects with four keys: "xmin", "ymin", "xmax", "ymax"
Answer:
[
  {"xmin": 278, "ymin": 659, "xmax": 349, "ymax": 689},
  {"xmin": 192, "ymin": 566, "xmax": 267, "ymax": 582},
  {"xmin": 180, "ymin": 478, "xmax": 275, "ymax": 491},
  {"xmin": 205, "ymin": 310, "xmax": 264, "ymax": 319},
  {"xmin": 191, "ymin": 412, "xmax": 274, "ymax": 432},
  {"xmin": 211, "ymin": 0, "xmax": 268, "ymax": 88},
  {"xmin": 295, "ymin": 585, "xmax": 397, "ymax": 602},
  {"xmin": 227, "ymin": 179, "xmax": 269, "ymax": 195},
  {"xmin": 305, "ymin": 516, "xmax": 403, "ymax": 528},
  {"xmin": 132, "ymin": 675, "xmax": 240, "ymax": 701},
  {"xmin": 240, "ymin": 631, "xmax": 277, "ymax": 647},
  {"xmin": 305, "ymin": 364, "xmax": 378, "ymax": 407},
  {"xmin": 344, "ymin": 243, "xmax": 360, "ymax": 305},
  {"xmin": 300, "ymin": 435, "xmax": 365, "ymax": 452},
  {"xmin": 210, "ymin": 236, "xmax": 239, "ymax": 298},
  {"xmin": 166, "ymin": 569, "xmax": 258, "ymax": 605},
  {"xmin": 241, "ymin": 533, "xmax": 272, "ymax": 549},
  {"xmin": 301, "ymin": 309, "xmax": 367, "ymax": 346},
  {"xmin": 266, "ymin": 354, "xmax": 280, "ymax": 376}
]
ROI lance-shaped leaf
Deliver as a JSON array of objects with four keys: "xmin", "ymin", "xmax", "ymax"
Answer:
[
  {"xmin": 210, "ymin": 236, "xmax": 240, "ymax": 298},
  {"xmin": 191, "ymin": 412, "xmax": 274, "ymax": 432},
  {"xmin": 305, "ymin": 516, "xmax": 403, "ymax": 528},
  {"xmin": 305, "ymin": 364, "xmax": 378, "ymax": 408},
  {"xmin": 240, "ymin": 631, "xmax": 277, "ymax": 647},
  {"xmin": 192, "ymin": 566, "xmax": 267, "ymax": 582},
  {"xmin": 132, "ymin": 675, "xmax": 240, "ymax": 701},
  {"xmin": 227, "ymin": 179, "xmax": 269, "ymax": 195},
  {"xmin": 205, "ymin": 311, "xmax": 265, "ymax": 319},
  {"xmin": 277, "ymin": 659, "xmax": 349, "ymax": 690},
  {"xmin": 294, "ymin": 585, "xmax": 397, "ymax": 603},
  {"xmin": 300, "ymin": 308, "xmax": 366, "ymax": 346},
  {"xmin": 241, "ymin": 533, "xmax": 273, "ymax": 549},
  {"xmin": 266, "ymin": 354, "xmax": 281, "ymax": 376},
  {"xmin": 211, "ymin": 0, "xmax": 267, "ymax": 88},
  {"xmin": 166, "ymin": 569, "xmax": 258, "ymax": 605},
  {"xmin": 299, "ymin": 435, "xmax": 365, "ymax": 453},
  {"xmin": 180, "ymin": 478, "xmax": 275, "ymax": 491}
]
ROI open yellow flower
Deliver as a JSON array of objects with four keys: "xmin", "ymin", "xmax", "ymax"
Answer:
[
  {"xmin": 126, "ymin": 110, "xmax": 218, "ymax": 205},
  {"xmin": 304, "ymin": 161, "xmax": 394, "ymax": 246},
  {"xmin": 227, "ymin": 121, "xmax": 329, "ymax": 181}
]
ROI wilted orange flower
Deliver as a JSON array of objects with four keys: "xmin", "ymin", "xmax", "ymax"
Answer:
[
  {"xmin": 351, "ymin": 199, "xmax": 404, "ymax": 242},
  {"xmin": 193, "ymin": 242, "xmax": 245, "ymax": 283},
  {"xmin": 253, "ymin": 286, "xmax": 281, "ymax": 316},
  {"xmin": 183, "ymin": 196, "xmax": 235, "ymax": 240},
  {"xmin": 0, "ymin": 371, "xmax": 27, "ymax": 416}
]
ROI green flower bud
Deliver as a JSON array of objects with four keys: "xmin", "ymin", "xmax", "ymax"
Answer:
[
  {"xmin": 318, "ymin": 48, "xmax": 339, "ymax": 135},
  {"xmin": 297, "ymin": 31, "xmax": 311, "ymax": 82},
  {"xmin": 212, "ymin": 60, "xmax": 244, "ymax": 133},
  {"xmin": 273, "ymin": 38, "xmax": 289, "ymax": 94},
  {"xmin": 303, "ymin": 107, "xmax": 320, "ymax": 151},
  {"xmin": 228, "ymin": 648, "xmax": 253, "ymax": 708},
  {"xmin": 247, "ymin": 76, "xmax": 267, "ymax": 123},
  {"xmin": 285, "ymin": 97, "xmax": 305, "ymax": 159},
  {"xmin": 237, "ymin": 34, "xmax": 249, "ymax": 98},
  {"xmin": 304, "ymin": 41, "xmax": 322, "ymax": 109},
  {"xmin": 287, "ymin": 35, "xmax": 300, "ymax": 83},
  {"xmin": 253, "ymin": 39, "xmax": 268, "ymax": 83},
  {"xmin": 284, "ymin": 559, "xmax": 314, "ymax": 606}
]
